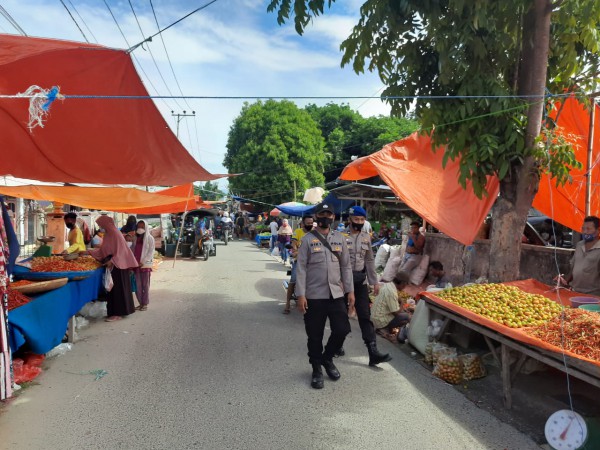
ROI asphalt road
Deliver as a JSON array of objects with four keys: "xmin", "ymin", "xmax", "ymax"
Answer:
[{"xmin": 0, "ymin": 241, "xmax": 541, "ymax": 449}]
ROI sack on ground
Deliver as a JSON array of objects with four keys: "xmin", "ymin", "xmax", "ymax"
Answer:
[
  {"xmin": 424, "ymin": 342, "xmax": 435, "ymax": 365},
  {"xmin": 78, "ymin": 301, "xmax": 107, "ymax": 320},
  {"xmin": 407, "ymin": 300, "xmax": 430, "ymax": 354},
  {"xmin": 459, "ymin": 354, "xmax": 486, "ymax": 381},
  {"xmin": 409, "ymin": 254, "xmax": 430, "ymax": 285},
  {"xmin": 381, "ymin": 256, "xmax": 402, "ymax": 282},
  {"xmin": 374, "ymin": 244, "xmax": 391, "ymax": 270},
  {"xmin": 433, "ymin": 353, "xmax": 463, "ymax": 384},
  {"xmin": 103, "ymin": 267, "xmax": 114, "ymax": 292},
  {"xmin": 432, "ymin": 343, "xmax": 454, "ymax": 366}
]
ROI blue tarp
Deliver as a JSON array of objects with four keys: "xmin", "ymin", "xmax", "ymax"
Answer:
[
  {"xmin": 275, "ymin": 193, "xmax": 355, "ymax": 217},
  {"xmin": 1, "ymin": 196, "xmax": 20, "ymax": 276},
  {"xmin": 13, "ymin": 264, "xmax": 98, "ymax": 281},
  {"xmin": 8, "ymin": 268, "xmax": 104, "ymax": 354}
]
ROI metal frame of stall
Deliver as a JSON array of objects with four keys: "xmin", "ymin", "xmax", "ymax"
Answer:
[{"xmin": 422, "ymin": 296, "xmax": 600, "ymax": 409}]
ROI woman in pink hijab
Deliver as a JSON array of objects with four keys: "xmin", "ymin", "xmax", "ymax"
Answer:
[{"xmin": 88, "ymin": 215, "xmax": 138, "ymax": 321}]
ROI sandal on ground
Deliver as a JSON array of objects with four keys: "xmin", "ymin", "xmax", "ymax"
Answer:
[
  {"xmin": 104, "ymin": 316, "xmax": 123, "ymax": 322},
  {"xmin": 282, "ymin": 308, "xmax": 291, "ymax": 314},
  {"xmin": 139, "ymin": 306, "xmax": 148, "ymax": 311},
  {"xmin": 135, "ymin": 305, "xmax": 143, "ymax": 310}
]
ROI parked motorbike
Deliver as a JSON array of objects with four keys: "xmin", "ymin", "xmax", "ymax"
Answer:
[{"xmin": 198, "ymin": 229, "xmax": 216, "ymax": 261}]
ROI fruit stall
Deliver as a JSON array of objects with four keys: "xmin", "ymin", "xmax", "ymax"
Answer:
[
  {"xmin": 419, "ymin": 279, "xmax": 600, "ymax": 409},
  {"xmin": 7, "ymin": 256, "xmax": 104, "ymax": 354}
]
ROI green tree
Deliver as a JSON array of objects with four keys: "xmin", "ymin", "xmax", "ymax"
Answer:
[
  {"xmin": 305, "ymin": 103, "xmax": 418, "ymax": 181},
  {"xmin": 268, "ymin": 0, "xmax": 600, "ymax": 281},
  {"xmin": 194, "ymin": 181, "xmax": 225, "ymax": 201},
  {"xmin": 224, "ymin": 100, "xmax": 326, "ymax": 206}
]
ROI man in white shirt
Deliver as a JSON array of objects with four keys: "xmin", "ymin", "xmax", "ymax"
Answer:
[{"xmin": 269, "ymin": 219, "xmax": 279, "ymax": 252}]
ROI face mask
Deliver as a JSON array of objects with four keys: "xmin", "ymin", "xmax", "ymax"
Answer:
[
  {"xmin": 127, "ymin": 241, "xmax": 133, "ymax": 248},
  {"xmin": 66, "ymin": 223, "xmax": 74, "ymax": 229},
  {"xmin": 582, "ymin": 233, "xmax": 597, "ymax": 242},
  {"xmin": 316, "ymin": 217, "xmax": 333, "ymax": 229},
  {"xmin": 136, "ymin": 228, "xmax": 145, "ymax": 235},
  {"xmin": 351, "ymin": 222, "xmax": 364, "ymax": 232},
  {"xmin": 304, "ymin": 225, "xmax": 313, "ymax": 232}
]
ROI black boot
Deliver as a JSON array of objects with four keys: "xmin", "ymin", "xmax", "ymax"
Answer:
[
  {"xmin": 311, "ymin": 364, "xmax": 324, "ymax": 389},
  {"xmin": 321, "ymin": 359, "xmax": 341, "ymax": 380},
  {"xmin": 334, "ymin": 347, "xmax": 345, "ymax": 358},
  {"xmin": 367, "ymin": 341, "xmax": 392, "ymax": 366}
]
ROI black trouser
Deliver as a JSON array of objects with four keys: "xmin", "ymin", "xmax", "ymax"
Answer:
[
  {"xmin": 304, "ymin": 297, "xmax": 351, "ymax": 364},
  {"xmin": 353, "ymin": 282, "xmax": 376, "ymax": 344},
  {"xmin": 385, "ymin": 313, "xmax": 411, "ymax": 331}
]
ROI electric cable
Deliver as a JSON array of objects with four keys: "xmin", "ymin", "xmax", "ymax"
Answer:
[
  {"xmin": 0, "ymin": 5, "xmax": 27, "ymax": 35},
  {"xmin": 59, "ymin": 0, "xmax": 89, "ymax": 43},
  {"xmin": 68, "ymin": 0, "xmax": 98, "ymax": 43}
]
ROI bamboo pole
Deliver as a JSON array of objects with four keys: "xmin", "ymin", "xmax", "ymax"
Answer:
[{"xmin": 585, "ymin": 98, "xmax": 596, "ymax": 217}]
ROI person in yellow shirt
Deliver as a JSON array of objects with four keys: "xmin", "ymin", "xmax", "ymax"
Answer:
[
  {"xmin": 63, "ymin": 212, "xmax": 86, "ymax": 254},
  {"xmin": 283, "ymin": 215, "xmax": 314, "ymax": 314}
]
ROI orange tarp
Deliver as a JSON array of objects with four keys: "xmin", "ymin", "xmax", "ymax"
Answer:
[
  {"xmin": 423, "ymin": 279, "xmax": 600, "ymax": 368},
  {"xmin": 119, "ymin": 184, "xmax": 198, "ymax": 215},
  {"xmin": 0, "ymin": 184, "xmax": 194, "ymax": 212},
  {"xmin": 533, "ymin": 97, "xmax": 600, "ymax": 231},
  {"xmin": 340, "ymin": 132, "xmax": 500, "ymax": 245},
  {"xmin": 0, "ymin": 34, "xmax": 226, "ymax": 185}
]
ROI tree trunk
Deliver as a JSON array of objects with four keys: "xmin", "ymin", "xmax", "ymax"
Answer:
[{"xmin": 488, "ymin": 0, "xmax": 552, "ymax": 282}]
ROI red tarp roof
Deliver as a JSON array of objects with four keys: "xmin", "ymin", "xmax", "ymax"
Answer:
[
  {"xmin": 340, "ymin": 132, "xmax": 500, "ymax": 245},
  {"xmin": 0, "ymin": 34, "xmax": 225, "ymax": 185}
]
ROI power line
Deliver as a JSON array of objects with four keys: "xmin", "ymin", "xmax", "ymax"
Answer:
[
  {"xmin": 68, "ymin": 0, "xmax": 98, "ymax": 43},
  {"xmin": 59, "ymin": 0, "xmax": 89, "ymax": 43},
  {"xmin": 0, "ymin": 5, "xmax": 27, "ymax": 36},
  {"xmin": 149, "ymin": 0, "xmax": 202, "ymax": 158},
  {"xmin": 128, "ymin": 0, "xmax": 221, "ymax": 53}
]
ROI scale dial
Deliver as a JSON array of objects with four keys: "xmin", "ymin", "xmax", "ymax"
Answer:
[{"xmin": 545, "ymin": 410, "xmax": 588, "ymax": 450}]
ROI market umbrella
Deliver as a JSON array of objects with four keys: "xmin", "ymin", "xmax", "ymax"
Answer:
[
  {"xmin": 270, "ymin": 208, "xmax": 281, "ymax": 217},
  {"xmin": 0, "ymin": 34, "xmax": 226, "ymax": 185}
]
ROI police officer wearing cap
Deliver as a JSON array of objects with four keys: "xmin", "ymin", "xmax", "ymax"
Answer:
[
  {"xmin": 342, "ymin": 206, "xmax": 392, "ymax": 366},
  {"xmin": 296, "ymin": 202, "xmax": 355, "ymax": 389}
]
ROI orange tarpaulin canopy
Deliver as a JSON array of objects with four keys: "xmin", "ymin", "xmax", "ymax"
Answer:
[
  {"xmin": 0, "ymin": 34, "xmax": 225, "ymax": 185},
  {"xmin": 533, "ymin": 97, "xmax": 600, "ymax": 231},
  {"xmin": 0, "ymin": 184, "xmax": 195, "ymax": 212},
  {"xmin": 340, "ymin": 132, "xmax": 499, "ymax": 245},
  {"xmin": 120, "ymin": 184, "xmax": 203, "ymax": 214}
]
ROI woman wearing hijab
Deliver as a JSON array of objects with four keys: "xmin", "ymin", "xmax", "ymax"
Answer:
[
  {"xmin": 277, "ymin": 218, "xmax": 293, "ymax": 264},
  {"xmin": 88, "ymin": 216, "xmax": 138, "ymax": 322},
  {"xmin": 120, "ymin": 215, "xmax": 137, "ymax": 235},
  {"xmin": 132, "ymin": 220, "xmax": 154, "ymax": 311}
]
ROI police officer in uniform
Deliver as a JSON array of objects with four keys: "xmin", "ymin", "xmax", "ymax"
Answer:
[
  {"xmin": 296, "ymin": 203, "xmax": 355, "ymax": 389},
  {"xmin": 342, "ymin": 206, "xmax": 392, "ymax": 366}
]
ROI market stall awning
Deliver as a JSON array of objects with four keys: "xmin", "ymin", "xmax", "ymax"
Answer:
[
  {"xmin": 0, "ymin": 184, "xmax": 194, "ymax": 212},
  {"xmin": 117, "ymin": 184, "xmax": 207, "ymax": 214},
  {"xmin": 533, "ymin": 96, "xmax": 600, "ymax": 231},
  {"xmin": 340, "ymin": 132, "xmax": 500, "ymax": 245},
  {"xmin": 0, "ymin": 34, "xmax": 226, "ymax": 185},
  {"xmin": 275, "ymin": 194, "xmax": 355, "ymax": 217}
]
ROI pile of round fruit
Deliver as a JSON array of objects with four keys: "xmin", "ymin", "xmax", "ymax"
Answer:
[
  {"xmin": 31, "ymin": 255, "xmax": 101, "ymax": 272},
  {"xmin": 435, "ymin": 284, "xmax": 563, "ymax": 328},
  {"xmin": 432, "ymin": 353, "xmax": 463, "ymax": 384}
]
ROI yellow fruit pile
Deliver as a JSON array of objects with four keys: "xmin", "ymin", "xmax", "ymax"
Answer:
[{"xmin": 436, "ymin": 284, "xmax": 563, "ymax": 328}]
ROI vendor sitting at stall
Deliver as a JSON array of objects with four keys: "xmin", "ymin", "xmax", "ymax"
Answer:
[
  {"xmin": 371, "ymin": 273, "xmax": 411, "ymax": 340},
  {"xmin": 63, "ymin": 212, "xmax": 86, "ymax": 254},
  {"xmin": 429, "ymin": 261, "xmax": 450, "ymax": 288}
]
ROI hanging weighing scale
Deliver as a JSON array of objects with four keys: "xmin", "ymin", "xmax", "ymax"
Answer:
[{"xmin": 545, "ymin": 410, "xmax": 600, "ymax": 450}]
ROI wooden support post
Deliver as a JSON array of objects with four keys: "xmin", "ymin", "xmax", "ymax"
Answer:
[
  {"xmin": 484, "ymin": 335, "xmax": 501, "ymax": 365},
  {"xmin": 512, "ymin": 352, "xmax": 528, "ymax": 384},
  {"xmin": 501, "ymin": 344, "xmax": 512, "ymax": 409},
  {"xmin": 67, "ymin": 316, "xmax": 76, "ymax": 344}
]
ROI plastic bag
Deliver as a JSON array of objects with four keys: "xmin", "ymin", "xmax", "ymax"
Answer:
[
  {"xmin": 433, "ymin": 353, "xmax": 463, "ymax": 384},
  {"xmin": 13, "ymin": 364, "xmax": 42, "ymax": 384},
  {"xmin": 432, "ymin": 343, "xmax": 455, "ymax": 366},
  {"xmin": 103, "ymin": 267, "xmax": 114, "ymax": 292},
  {"xmin": 25, "ymin": 354, "xmax": 45, "ymax": 367},
  {"xmin": 78, "ymin": 301, "xmax": 107, "ymax": 320},
  {"xmin": 46, "ymin": 343, "xmax": 73, "ymax": 359},
  {"xmin": 424, "ymin": 342, "xmax": 435, "ymax": 365},
  {"xmin": 271, "ymin": 247, "xmax": 280, "ymax": 257},
  {"xmin": 374, "ymin": 244, "xmax": 391, "ymax": 270},
  {"xmin": 75, "ymin": 316, "xmax": 89, "ymax": 330},
  {"xmin": 459, "ymin": 354, "xmax": 486, "ymax": 381}
]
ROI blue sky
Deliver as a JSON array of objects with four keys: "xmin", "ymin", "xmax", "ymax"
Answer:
[{"xmin": 0, "ymin": 0, "xmax": 390, "ymax": 189}]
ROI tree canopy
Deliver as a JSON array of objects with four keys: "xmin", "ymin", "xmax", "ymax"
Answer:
[
  {"xmin": 194, "ymin": 181, "xmax": 225, "ymax": 201},
  {"xmin": 305, "ymin": 103, "xmax": 418, "ymax": 181},
  {"xmin": 224, "ymin": 100, "xmax": 326, "ymax": 206}
]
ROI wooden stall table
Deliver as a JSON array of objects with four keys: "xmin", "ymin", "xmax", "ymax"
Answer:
[{"xmin": 420, "ymin": 282, "xmax": 600, "ymax": 409}]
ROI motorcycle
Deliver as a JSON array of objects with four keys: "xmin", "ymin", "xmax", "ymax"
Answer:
[
  {"xmin": 215, "ymin": 222, "xmax": 233, "ymax": 245},
  {"xmin": 198, "ymin": 229, "xmax": 216, "ymax": 261}
]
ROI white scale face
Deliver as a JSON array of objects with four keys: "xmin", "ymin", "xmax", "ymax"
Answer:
[{"xmin": 545, "ymin": 410, "xmax": 588, "ymax": 450}]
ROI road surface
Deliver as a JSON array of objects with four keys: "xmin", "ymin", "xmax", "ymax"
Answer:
[{"xmin": 0, "ymin": 241, "xmax": 540, "ymax": 449}]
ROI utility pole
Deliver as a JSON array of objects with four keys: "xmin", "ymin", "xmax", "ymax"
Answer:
[
  {"xmin": 171, "ymin": 110, "xmax": 195, "ymax": 138},
  {"xmin": 293, "ymin": 180, "xmax": 297, "ymax": 201}
]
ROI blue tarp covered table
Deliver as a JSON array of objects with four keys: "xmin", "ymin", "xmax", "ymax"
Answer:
[
  {"xmin": 255, "ymin": 234, "xmax": 271, "ymax": 246},
  {"xmin": 8, "ymin": 268, "xmax": 104, "ymax": 354}
]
